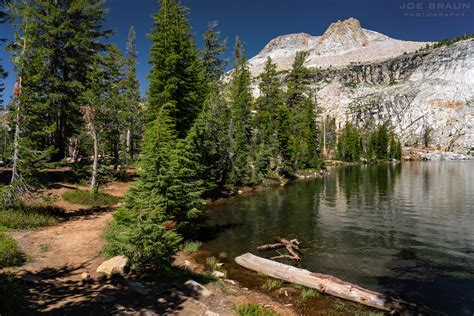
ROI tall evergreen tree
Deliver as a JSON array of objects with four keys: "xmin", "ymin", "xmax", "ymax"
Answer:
[
  {"xmin": 147, "ymin": 0, "xmax": 204, "ymax": 138},
  {"xmin": 285, "ymin": 51, "xmax": 322, "ymax": 169},
  {"xmin": 228, "ymin": 37, "xmax": 253, "ymax": 186},
  {"xmin": 106, "ymin": 0, "xmax": 205, "ymax": 268},
  {"xmin": 8, "ymin": 0, "xmax": 110, "ymax": 161},
  {"xmin": 100, "ymin": 45, "xmax": 127, "ymax": 169},
  {"xmin": 337, "ymin": 122, "xmax": 363, "ymax": 162},
  {"xmin": 123, "ymin": 26, "xmax": 142, "ymax": 163},
  {"xmin": 370, "ymin": 124, "xmax": 389, "ymax": 160},
  {"xmin": 253, "ymin": 57, "xmax": 281, "ymax": 180},
  {"xmin": 201, "ymin": 20, "xmax": 227, "ymax": 83}
]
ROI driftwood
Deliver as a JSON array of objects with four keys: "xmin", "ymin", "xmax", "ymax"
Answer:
[
  {"xmin": 235, "ymin": 253, "xmax": 412, "ymax": 312},
  {"xmin": 258, "ymin": 237, "xmax": 301, "ymax": 261}
]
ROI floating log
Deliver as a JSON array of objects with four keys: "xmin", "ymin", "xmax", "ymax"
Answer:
[{"xmin": 235, "ymin": 253, "xmax": 412, "ymax": 312}]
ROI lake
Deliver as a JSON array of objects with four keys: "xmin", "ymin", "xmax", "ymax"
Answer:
[{"xmin": 204, "ymin": 161, "xmax": 474, "ymax": 315}]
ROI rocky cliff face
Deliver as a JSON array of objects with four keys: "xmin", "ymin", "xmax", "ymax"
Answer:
[{"xmin": 248, "ymin": 18, "xmax": 473, "ymax": 153}]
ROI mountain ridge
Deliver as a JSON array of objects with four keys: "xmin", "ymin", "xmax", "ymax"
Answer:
[{"xmin": 248, "ymin": 18, "xmax": 429, "ymax": 75}]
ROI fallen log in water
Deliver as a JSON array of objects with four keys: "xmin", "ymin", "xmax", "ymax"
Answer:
[
  {"xmin": 258, "ymin": 237, "xmax": 301, "ymax": 261},
  {"xmin": 235, "ymin": 253, "xmax": 412, "ymax": 312}
]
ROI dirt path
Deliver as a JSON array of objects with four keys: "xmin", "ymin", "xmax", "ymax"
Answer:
[{"xmin": 9, "ymin": 212, "xmax": 112, "ymax": 277}]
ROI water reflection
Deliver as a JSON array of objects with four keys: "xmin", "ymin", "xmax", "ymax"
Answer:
[{"xmin": 205, "ymin": 161, "xmax": 474, "ymax": 315}]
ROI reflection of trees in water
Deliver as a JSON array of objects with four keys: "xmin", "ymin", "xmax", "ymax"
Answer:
[{"xmin": 332, "ymin": 163, "xmax": 402, "ymax": 210}]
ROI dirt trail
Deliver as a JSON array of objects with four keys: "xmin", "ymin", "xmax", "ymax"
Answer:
[{"xmin": 10, "ymin": 212, "xmax": 112, "ymax": 277}]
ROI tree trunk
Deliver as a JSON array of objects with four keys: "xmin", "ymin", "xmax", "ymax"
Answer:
[
  {"xmin": 90, "ymin": 124, "xmax": 98, "ymax": 194},
  {"xmin": 235, "ymin": 253, "xmax": 413, "ymax": 313},
  {"xmin": 126, "ymin": 128, "xmax": 131, "ymax": 164},
  {"xmin": 10, "ymin": 99, "xmax": 20, "ymax": 184}
]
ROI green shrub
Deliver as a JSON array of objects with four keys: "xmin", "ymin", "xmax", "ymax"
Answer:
[
  {"xmin": 0, "ymin": 233, "xmax": 26, "ymax": 267},
  {"xmin": 206, "ymin": 256, "xmax": 218, "ymax": 270},
  {"xmin": 103, "ymin": 206, "xmax": 182, "ymax": 270},
  {"xmin": 0, "ymin": 204, "xmax": 59, "ymax": 230},
  {"xmin": 296, "ymin": 285, "xmax": 318, "ymax": 305},
  {"xmin": 262, "ymin": 278, "xmax": 284, "ymax": 291},
  {"xmin": 182, "ymin": 241, "xmax": 202, "ymax": 254},
  {"xmin": 62, "ymin": 190, "xmax": 119, "ymax": 207},
  {"xmin": 234, "ymin": 303, "xmax": 279, "ymax": 316}
]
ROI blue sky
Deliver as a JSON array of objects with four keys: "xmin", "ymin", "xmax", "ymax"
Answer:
[{"xmin": 1, "ymin": 0, "xmax": 473, "ymax": 107}]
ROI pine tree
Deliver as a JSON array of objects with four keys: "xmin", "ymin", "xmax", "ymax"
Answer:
[
  {"xmin": 229, "ymin": 37, "xmax": 253, "ymax": 186},
  {"xmin": 285, "ymin": 51, "xmax": 322, "ymax": 170},
  {"xmin": 123, "ymin": 26, "xmax": 142, "ymax": 163},
  {"xmin": 100, "ymin": 45, "xmax": 127, "ymax": 169},
  {"xmin": 147, "ymin": 0, "xmax": 204, "ymax": 138},
  {"xmin": 370, "ymin": 124, "xmax": 389, "ymax": 160},
  {"xmin": 106, "ymin": 0, "xmax": 205, "ymax": 268},
  {"xmin": 388, "ymin": 133, "xmax": 402, "ymax": 160},
  {"xmin": 253, "ymin": 57, "xmax": 281, "ymax": 180},
  {"xmin": 6, "ymin": 0, "xmax": 53, "ymax": 198},
  {"xmin": 275, "ymin": 104, "xmax": 293, "ymax": 176},
  {"xmin": 80, "ymin": 45, "xmax": 128, "ymax": 191},
  {"xmin": 8, "ymin": 0, "xmax": 110, "ymax": 161},
  {"xmin": 286, "ymin": 51, "xmax": 311, "ymax": 109},
  {"xmin": 201, "ymin": 20, "xmax": 227, "ymax": 84},
  {"xmin": 337, "ymin": 122, "xmax": 362, "ymax": 162}
]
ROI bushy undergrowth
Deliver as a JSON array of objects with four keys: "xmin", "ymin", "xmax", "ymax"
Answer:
[
  {"xmin": 0, "ymin": 204, "xmax": 60, "ymax": 230},
  {"xmin": 0, "ymin": 233, "xmax": 26, "ymax": 267},
  {"xmin": 182, "ymin": 240, "xmax": 202, "ymax": 254},
  {"xmin": 103, "ymin": 204, "xmax": 182, "ymax": 270},
  {"xmin": 234, "ymin": 303, "xmax": 279, "ymax": 316},
  {"xmin": 62, "ymin": 190, "xmax": 119, "ymax": 207}
]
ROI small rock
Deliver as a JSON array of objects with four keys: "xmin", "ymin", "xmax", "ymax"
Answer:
[
  {"xmin": 184, "ymin": 280, "xmax": 213, "ymax": 298},
  {"xmin": 129, "ymin": 282, "xmax": 151, "ymax": 295},
  {"xmin": 96, "ymin": 256, "xmax": 128, "ymax": 277},
  {"xmin": 157, "ymin": 297, "xmax": 167, "ymax": 304},
  {"xmin": 216, "ymin": 263, "xmax": 224, "ymax": 268},
  {"xmin": 224, "ymin": 279, "xmax": 236, "ymax": 285},
  {"xmin": 211, "ymin": 271, "xmax": 225, "ymax": 278},
  {"xmin": 237, "ymin": 190, "xmax": 244, "ymax": 195},
  {"xmin": 80, "ymin": 272, "xmax": 91, "ymax": 282},
  {"xmin": 205, "ymin": 311, "xmax": 219, "ymax": 316},
  {"xmin": 242, "ymin": 287, "xmax": 249, "ymax": 291}
]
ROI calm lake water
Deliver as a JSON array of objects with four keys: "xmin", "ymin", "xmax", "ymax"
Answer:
[{"xmin": 205, "ymin": 162, "xmax": 474, "ymax": 315}]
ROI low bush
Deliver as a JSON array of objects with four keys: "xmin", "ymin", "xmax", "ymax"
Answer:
[
  {"xmin": 182, "ymin": 241, "xmax": 202, "ymax": 254},
  {"xmin": 62, "ymin": 190, "xmax": 119, "ymax": 207},
  {"xmin": 234, "ymin": 303, "xmax": 279, "ymax": 316},
  {"xmin": 0, "ymin": 233, "xmax": 26, "ymax": 267},
  {"xmin": 262, "ymin": 278, "xmax": 284, "ymax": 291},
  {"xmin": 0, "ymin": 204, "xmax": 59, "ymax": 230}
]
